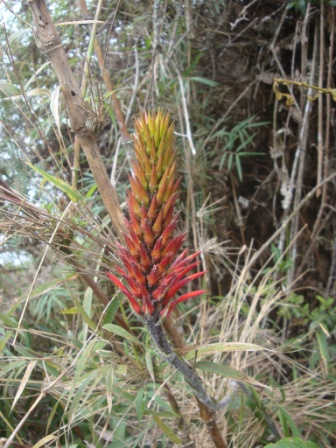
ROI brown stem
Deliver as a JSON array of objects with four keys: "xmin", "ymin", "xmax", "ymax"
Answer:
[
  {"xmin": 163, "ymin": 317, "xmax": 228, "ymax": 447},
  {"xmin": 195, "ymin": 397, "xmax": 227, "ymax": 448},
  {"xmin": 146, "ymin": 313, "xmax": 230, "ymax": 448},
  {"xmin": 27, "ymin": 0, "xmax": 125, "ymax": 242}
]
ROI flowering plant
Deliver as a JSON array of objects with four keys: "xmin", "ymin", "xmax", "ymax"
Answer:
[
  {"xmin": 107, "ymin": 110, "xmax": 206, "ymax": 319},
  {"xmin": 107, "ymin": 111, "xmax": 235, "ymax": 412}
]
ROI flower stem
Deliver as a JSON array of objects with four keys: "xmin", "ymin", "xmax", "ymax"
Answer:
[{"xmin": 145, "ymin": 311, "xmax": 236, "ymax": 412}]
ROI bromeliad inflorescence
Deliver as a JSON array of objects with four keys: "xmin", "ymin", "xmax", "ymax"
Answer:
[
  {"xmin": 106, "ymin": 111, "xmax": 238, "ymax": 412},
  {"xmin": 107, "ymin": 110, "xmax": 206, "ymax": 319}
]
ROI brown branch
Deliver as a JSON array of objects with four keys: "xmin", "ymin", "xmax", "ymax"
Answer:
[
  {"xmin": 78, "ymin": 0, "xmax": 131, "ymax": 142},
  {"xmin": 27, "ymin": 0, "xmax": 125, "ymax": 241}
]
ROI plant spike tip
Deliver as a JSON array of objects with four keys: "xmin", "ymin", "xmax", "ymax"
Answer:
[{"xmin": 107, "ymin": 111, "xmax": 206, "ymax": 317}]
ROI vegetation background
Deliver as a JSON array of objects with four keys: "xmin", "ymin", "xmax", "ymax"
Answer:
[{"xmin": 0, "ymin": 0, "xmax": 335, "ymax": 447}]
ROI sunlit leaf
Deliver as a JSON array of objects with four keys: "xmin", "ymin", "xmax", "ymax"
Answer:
[
  {"xmin": 184, "ymin": 342, "xmax": 267, "ymax": 361},
  {"xmin": 152, "ymin": 412, "xmax": 182, "ymax": 444},
  {"xmin": 24, "ymin": 273, "xmax": 77, "ymax": 300},
  {"xmin": 26, "ymin": 163, "xmax": 83, "ymax": 202},
  {"xmin": 31, "ymin": 434, "xmax": 57, "ymax": 448},
  {"xmin": 103, "ymin": 324, "xmax": 141, "ymax": 346},
  {"xmin": 11, "ymin": 360, "xmax": 37, "ymax": 411},
  {"xmin": 264, "ymin": 438, "xmax": 318, "ymax": 448},
  {"xmin": 196, "ymin": 361, "xmax": 267, "ymax": 388}
]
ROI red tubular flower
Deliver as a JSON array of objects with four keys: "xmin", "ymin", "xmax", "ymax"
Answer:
[{"xmin": 107, "ymin": 110, "xmax": 206, "ymax": 317}]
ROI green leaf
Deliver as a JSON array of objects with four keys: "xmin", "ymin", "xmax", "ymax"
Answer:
[
  {"xmin": 189, "ymin": 76, "xmax": 219, "ymax": 87},
  {"xmin": 0, "ymin": 360, "xmax": 27, "ymax": 378},
  {"xmin": 278, "ymin": 406, "xmax": 301, "ymax": 438},
  {"xmin": 11, "ymin": 360, "xmax": 37, "ymax": 411},
  {"xmin": 196, "ymin": 361, "xmax": 266, "ymax": 388},
  {"xmin": 0, "ymin": 81, "xmax": 21, "ymax": 97},
  {"xmin": 24, "ymin": 273, "xmax": 77, "ymax": 300},
  {"xmin": 0, "ymin": 331, "xmax": 13, "ymax": 351},
  {"xmin": 135, "ymin": 387, "xmax": 146, "ymax": 420},
  {"xmin": 103, "ymin": 324, "xmax": 141, "ymax": 345},
  {"xmin": 26, "ymin": 163, "xmax": 83, "ymax": 202},
  {"xmin": 151, "ymin": 413, "xmax": 182, "ymax": 444},
  {"xmin": 73, "ymin": 339, "xmax": 100, "ymax": 383},
  {"xmin": 68, "ymin": 290, "xmax": 96, "ymax": 331},
  {"xmin": 31, "ymin": 435, "xmax": 57, "ymax": 448},
  {"xmin": 102, "ymin": 294, "xmax": 123, "ymax": 326},
  {"xmin": 145, "ymin": 350, "xmax": 155, "ymax": 382},
  {"xmin": 61, "ymin": 307, "xmax": 78, "ymax": 315},
  {"xmin": 86, "ymin": 183, "xmax": 98, "ymax": 199},
  {"xmin": 264, "ymin": 437, "xmax": 318, "ymax": 448},
  {"xmin": 184, "ymin": 342, "xmax": 266, "ymax": 361},
  {"xmin": 196, "ymin": 361, "xmax": 250, "ymax": 381}
]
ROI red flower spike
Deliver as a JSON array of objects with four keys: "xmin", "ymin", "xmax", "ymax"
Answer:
[
  {"xmin": 124, "ymin": 221, "xmax": 141, "ymax": 249},
  {"xmin": 118, "ymin": 256, "xmax": 134, "ymax": 279},
  {"xmin": 127, "ymin": 192, "xmax": 142, "ymax": 218},
  {"xmin": 114, "ymin": 265, "xmax": 129, "ymax": 279},
  {"xmin": 168, "ymin": 251, "xmax": 200, "ymax": 273},
  {"xmin": 160, "ymin": 290, "xmax": 207, "ymax": 319},
  {"xmin": 163, "ymin": 175, "xmax": 177, "ymax": 203},
  {"xmin": 106, "ymin": 272, "xmax": 141, "ymax": 314},
  {"xmin": 143, "ymin": 219, "xmax": 154, "ymax": 247},
  {"xmin": 147, "ymin": 264, "xmax": 160, "ymax": 287},
  {"xmin": 142, "ymin": 295, "xmax": 155, "ymax": 315},
  {"xmin": 152, "ymin": 274, "xmax": 177, "ymax": 300},
  {"xmin": 134, "ymin": 141, "xmax": 151, "ymax": 176},
  {"xmin": 169, "ymin": 249, "xmax": 188, "ymax": 268},
  {"xmin": 162, "ymin": 205, "xmax": 175, "ymax": 231},
  {"xmin": 151, "ymin": 237, "xmax": 162, "ymax": 263},
  {"xmin": 124, "ymin": 234, "xmax": 140, "ymax": 258},
  {"xmin": 149, "ymin": 166, "xmax": 158, "ymax": 192},
  {"xmin": 140, "ymin": 243, "xmax": 151, "ymax": 270},
  {"xmin": 129, "ymin": 260, "xmax": 147, "ymax": 284},
  {"xmin": 173, "ymin": 261, "xmax": 200, "ymax": 281},
  {"xmin": 161, "ymin": 214, "xmax": 179, "ymax": 245},
  {"xmin": 156, "ymin": 152, "xmax": 163, "ymax": 178},
  {"xmin": 157, "ymin": 252, "xmax": 175, "ymax": 274},
  {"xmin": 164, "ymin": 271, "xmax": 206, "ymax": 301},
  {"xmin": 152, "ymin": 209, "xmax": 163, "ymax": 236},
  {"xmin": 148, "ymin": 195, "xmax": 158, "ymax": 222},
  {"xmin": 156, "ymin": 168, "xmax": 169, "ymax": 204},
  {"xmin": 126, "ymin": 276, "xmax": 149, "ymax": 299},
  {"xmin": 128, "ymin": 212, "xmax": 142, "ymax": 238},
  {"xmin": 133, "ymin": 161, "xmax": 148, "ymax": 189},
  {"xmin": 129, "ymin": 174, "xmax": 149, "ymax": 206},
  {"xmin": 107, "ymin": 111, "xmax": 205, "ymax": 318},
  {"xmin": 161, "ymin": 234, "xmax": 186, "ymax": 258},
  {"xmin": 163, "ymin": 192, "xmax": 178, "ymax": 219}
]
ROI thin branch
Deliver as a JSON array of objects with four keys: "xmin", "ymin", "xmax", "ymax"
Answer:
[
  {"xmin": 145, "ymin": 312, "xmax": 238, "ymax": 413},
  {"xmin": 27, "ymin": 0, "xmax": 125, "ymax": 241}
]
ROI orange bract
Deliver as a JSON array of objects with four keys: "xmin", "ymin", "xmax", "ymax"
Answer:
[{"xmin": 107, "ymin": 110, "xmax": 206, "ymax": 317}]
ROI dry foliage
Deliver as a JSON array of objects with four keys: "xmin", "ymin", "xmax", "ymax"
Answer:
[{"xmin": 0, "ymin": 1, "xmax": 335, "ymax": 447}]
